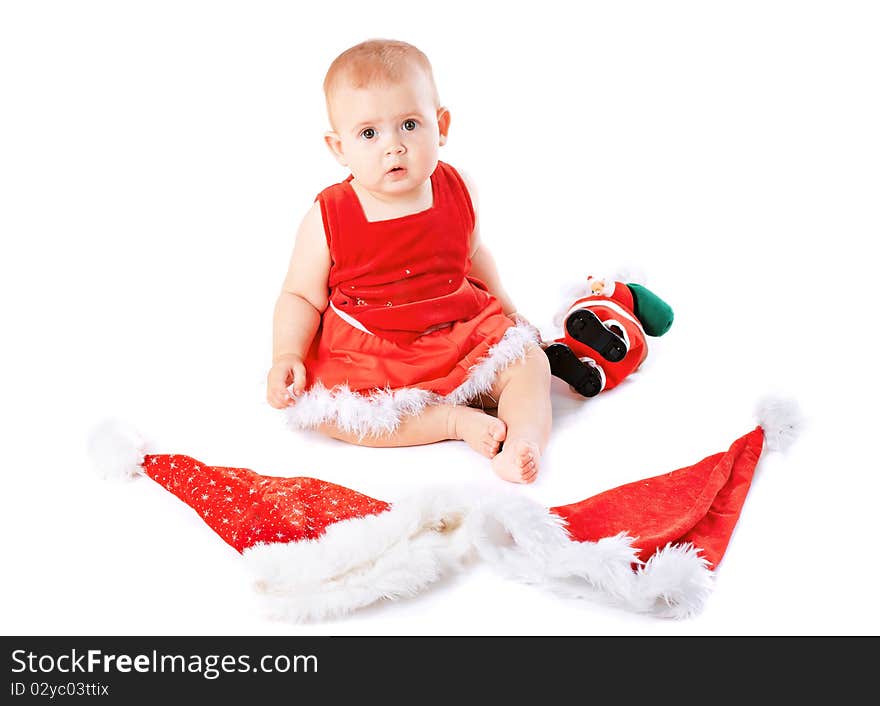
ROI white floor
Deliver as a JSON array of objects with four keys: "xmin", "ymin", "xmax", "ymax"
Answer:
[{"xmin": 2, "ymin": 1, "xmax": 878, "ymax": 636}]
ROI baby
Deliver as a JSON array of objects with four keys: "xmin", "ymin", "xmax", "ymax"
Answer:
[{"xmin": 266, "ymin": 39, "xmax": 551, "ymax": 484}]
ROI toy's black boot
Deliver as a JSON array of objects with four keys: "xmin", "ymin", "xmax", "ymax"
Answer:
[
  {"xmin": 544, "ymin": 343, "xmax": 603, "ymax": 398},
  {"xmin": 564, "ymin": 309, "xmax": 627, "ymax": 362}
]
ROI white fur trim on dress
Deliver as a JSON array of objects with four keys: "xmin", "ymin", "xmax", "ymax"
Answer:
[
  {"xmin": 284, "ymin": 323, "xmax": 539, "ymax": 439},
  {"xmin": 243, "ymin": 487, "xmax": 715, "ymax": 623}
]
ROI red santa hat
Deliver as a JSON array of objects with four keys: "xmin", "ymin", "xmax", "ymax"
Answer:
[{"xmin": 88, "ymin": 397, "xmax": 803, "ymax": 621}]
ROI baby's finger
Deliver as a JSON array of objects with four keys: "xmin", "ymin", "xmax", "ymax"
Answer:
[
  {"xmin": 268, "ymin": 393, "xmax": 284, "ymax": 410},
  {"xmin": 268, "ymin": 383, "xmax": 291, "ymax": 408},
  {"xmin": 267, "ymin": 368, "xmax": 286, "ymax": 389},
  {"xmin": 291, "ymin": 362, "xmax": 307, "ymax": 396}
]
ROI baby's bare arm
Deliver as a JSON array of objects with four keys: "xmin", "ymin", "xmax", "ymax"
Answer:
[
  {"xmin": 469, "ymin": 239, "xmax": 516, "ymax": 315},
  {"xmin": 267, "ymin": 202, "xmax": 331, "ymax": 407},
  {"xmin": 274, "ymin": 202, "xmax": 330, "ymax": 359},
  {"xmin": 458, "ymin": 170, "xmax": 517, "ymax": 316}
]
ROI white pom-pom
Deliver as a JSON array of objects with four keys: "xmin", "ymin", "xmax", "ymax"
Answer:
[
  {"xmin": 87, "ymin": 419, "xmax": 149, "ymax": 480},
  {"xmin": 756, "ymin": 396, "xmax": 804, "ymax": 453}
]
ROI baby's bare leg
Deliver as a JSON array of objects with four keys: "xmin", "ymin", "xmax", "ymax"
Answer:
[
  {"xmin": 488, "ymin": 343, "xmax": 552, "ymax": 484},
  {"xmin": 317, "ymin": 403, "xmax": 506, "ymax": 458}
]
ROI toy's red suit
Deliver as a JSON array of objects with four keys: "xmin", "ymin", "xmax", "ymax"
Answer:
[{"xmin": 544, "ymin": 276, "xmax": 673, "ymax": 397}]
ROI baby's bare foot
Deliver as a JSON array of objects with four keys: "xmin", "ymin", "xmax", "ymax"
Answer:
[
  {"xmin": 491, "ymin": 439, "xmax": 539, "ymax": 484},
  {"xmin": 450, "ymin": 407, "xmax": 507, "ymax": 459}
]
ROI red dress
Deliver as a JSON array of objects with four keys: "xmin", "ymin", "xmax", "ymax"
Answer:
[{"xmin": 286, "ymin": 162, "xmax": 537, "ymax": 437}]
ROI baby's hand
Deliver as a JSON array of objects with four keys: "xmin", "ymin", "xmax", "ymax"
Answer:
[
  {"xmin": 266, "ymin": 355, "xmax": 307, "ymax": 409},
  {"xmin": 507, "ymin": 312, "xmax": 543, "ymax": 344}
]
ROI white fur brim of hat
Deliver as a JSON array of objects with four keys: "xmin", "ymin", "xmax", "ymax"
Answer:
[
  {"xmin": 87, "ymin": 396, "xmax": 802, "ymax": 623},
  {"xmin": 242, "ymin": 487, "xmax": 715, "ymax": 623},
  {"xmin": 87, "ymin": 420, "xmax": 715, "ymax": 622}
]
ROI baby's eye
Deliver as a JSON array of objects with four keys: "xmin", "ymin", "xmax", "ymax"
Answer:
[
  {"xmin": 360, "ymin": 128, "xmax": 376, "ymax": 140},
  {"xmin": 402, "ymin": 119, "xmax": 418, "ymax": 131}
]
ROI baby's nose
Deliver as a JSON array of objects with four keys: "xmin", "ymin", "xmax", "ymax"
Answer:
[{"xmin": 384, "ymin": 140, "xmax": 406, "ymax": 155}]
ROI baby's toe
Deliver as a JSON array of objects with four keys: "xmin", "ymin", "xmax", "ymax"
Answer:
[{"xmin": 489, "ymin": 419, "xmax": 507, "ymax": 442}]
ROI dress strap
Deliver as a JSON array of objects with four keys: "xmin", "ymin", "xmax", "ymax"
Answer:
[
  {"xmin": 435, "ymin": 162, "xmax": 475, "ymax": 236},
  {"xmin": 315, "ymin": 178, "xmax": 361, "ymax": 252}
]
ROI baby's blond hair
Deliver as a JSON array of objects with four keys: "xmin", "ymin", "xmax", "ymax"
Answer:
[{"xmin": 323, "ymin": 39, "xmax": 440, "ymax": 125}]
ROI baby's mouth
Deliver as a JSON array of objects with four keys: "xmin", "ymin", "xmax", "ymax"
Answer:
[{"xmin": 386, "ymin": 166, "xmax": 406, "ymax": 175}]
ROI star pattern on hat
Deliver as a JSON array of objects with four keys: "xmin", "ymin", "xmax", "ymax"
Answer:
[{"xmin": 144, "ymin": 454, "xmax": 389, "ymax": 552}]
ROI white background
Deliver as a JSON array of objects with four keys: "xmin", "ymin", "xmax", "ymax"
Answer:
[{"xmin": 2, "ymin": 1, "xmax": 878, "ymax": 636}]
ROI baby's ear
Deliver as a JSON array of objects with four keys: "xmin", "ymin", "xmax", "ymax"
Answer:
[
  {"xmin": 324, "ymin": 131, "xmax": 347, "ymax": 166},
  {"xmin": 437, "ymin": 107, "xmax": 451, "ymax": 146}
]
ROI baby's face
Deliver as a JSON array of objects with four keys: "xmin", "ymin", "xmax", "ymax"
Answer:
[{"xmin": 325, "ymin": 70, "xmax": 447, "ymax": 199}]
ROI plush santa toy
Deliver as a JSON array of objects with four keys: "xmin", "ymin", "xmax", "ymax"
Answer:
[
  {"xmin": 89, "ymin": 398, "xmax": 801, "ymax": 622},
  {"xmin": 544, "ymin": 275, "xmax": 674, "ymax": 397}
]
